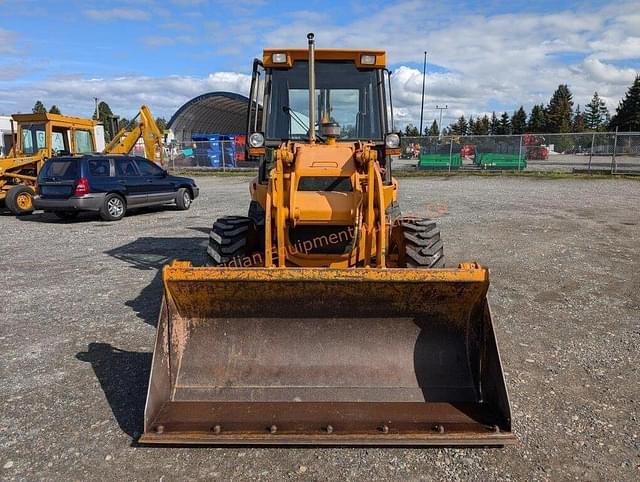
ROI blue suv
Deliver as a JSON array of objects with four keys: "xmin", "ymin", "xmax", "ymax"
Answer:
[{"xmin": 34, "ymin": 155, "xmax": 199, "ymax": 221}]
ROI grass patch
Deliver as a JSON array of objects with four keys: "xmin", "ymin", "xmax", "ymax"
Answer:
[
  {"xmin": 394, "ymin": 170, "xmax": 640, "ymax": 180},
  {"xmin": 170, "ymin": 167, "xmax": 639, "ymax": 181},
  {"xmin": 169, "ymin": 168, "xmax": 257, "ymax": 177}
]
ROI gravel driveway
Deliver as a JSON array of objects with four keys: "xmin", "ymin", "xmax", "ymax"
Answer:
[{"xmin": 1, "ymin": 176, "xmax": 638, "ymax": 480}]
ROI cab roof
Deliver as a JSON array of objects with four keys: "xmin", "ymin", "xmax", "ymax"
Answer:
[
  {"xmin": 263, "ymin": 49, "xmax": 386, "ymax": 69},
  {"xmin": 11, "ymin": 112, "xmax": 98, "ymax": 127}
]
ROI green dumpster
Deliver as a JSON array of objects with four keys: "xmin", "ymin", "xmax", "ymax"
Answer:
[{"xmin": 418, "ymin": 153, "xmax": 462, "ymax": 170}]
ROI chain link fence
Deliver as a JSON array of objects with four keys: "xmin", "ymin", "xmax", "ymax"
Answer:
[
  {"xmin": 398, "ymin": 132, "xmax": 640, "ymax": 174},
  {"xmin": 163, "ymin": 132, "xmax": 640, "ymax": 174},
  {"xmin": 165, "ymin": 139, "xmax": 255, "ymax": 171}
]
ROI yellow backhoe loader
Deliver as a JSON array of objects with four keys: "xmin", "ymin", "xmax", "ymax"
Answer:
[
  {"xmin": 103, "ymin": 105, "xmax": 165, "ymax": 163},
  {"xmin": 142, "ymin": 34, "xmax": 514, "ymax": 446},
  {"xmin": 0, "ymin": 105, "xmax": 164, "ymax": 215}
]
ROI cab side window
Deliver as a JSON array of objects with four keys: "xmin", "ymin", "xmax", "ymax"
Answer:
[
  {"xmin": 115, "ymin": 158, "xmax": 140, "ymax": 176},
  {"xmin": 74, "ymin": 130, "xmax": 94, "ymax": 154}
]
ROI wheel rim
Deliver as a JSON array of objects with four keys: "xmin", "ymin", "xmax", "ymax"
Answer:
[
  {"xmin": 107, "ymin": 198, "xmax": 124, "ymax": 217},
  {"xmin": 16, "ymin": 192, "xmax": 33, "ymax": 211},
  {"xmin": 183, "ymin": 192, "xmax": 191, "ymax": 207}
]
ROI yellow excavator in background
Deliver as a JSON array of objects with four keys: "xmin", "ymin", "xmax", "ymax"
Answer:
[
  {"xmin": 103, "ymin": 105, "xmax": 165, "ymax": 163},
  {"xmin": 141, "ymin": 34, "xmax": 514, "ymax": 446},
  {"xmin": 0, "ymin": 105, "xmax": 164, "ymax": 215}
]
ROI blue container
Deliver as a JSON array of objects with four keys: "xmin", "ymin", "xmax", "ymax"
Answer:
[{"xmin": 192, "ymin": 134, "xmax": 238, "ymax": 168}]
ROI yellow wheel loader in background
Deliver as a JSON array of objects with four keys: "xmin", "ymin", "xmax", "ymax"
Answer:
[
  {"xmin": 142, "ymin": 34, "xmax": 514, "ymax": 446},
  {"xmin": 0, "ymin": 105, "xmax": 164, "ymax": 215}
]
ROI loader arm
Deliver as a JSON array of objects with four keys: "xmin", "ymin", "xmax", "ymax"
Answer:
[{"xmin": 103, "ymin": 105, "xmax": 164, "ymax": 163}]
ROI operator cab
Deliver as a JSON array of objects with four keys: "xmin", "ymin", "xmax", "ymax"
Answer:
[{"xmin": 246, "ymin": 47, "xmax": 400, "ymax": 184}]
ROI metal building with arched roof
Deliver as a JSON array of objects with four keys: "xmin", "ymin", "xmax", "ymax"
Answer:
[{"xmin": 168, "ymin": 91, "xmax": 250, "ymax": 143}]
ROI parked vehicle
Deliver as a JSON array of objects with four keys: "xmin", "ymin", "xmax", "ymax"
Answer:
[
  {"xmin": 34, "ymin": 154, "xmax": 198, "ymax": 221},
  {"xmin": 1, "ymin": 104, "xmax": 164, "ymax": 215}
]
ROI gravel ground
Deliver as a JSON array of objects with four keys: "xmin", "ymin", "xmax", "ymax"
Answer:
[{"xmin": 1, "ymin": 176, "xmax": 639, "ymax": 481}]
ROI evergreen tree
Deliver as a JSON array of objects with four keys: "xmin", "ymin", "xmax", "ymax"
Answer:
[
  {"xmin": 527, "ymin": 104, "xmax": 546, "ymax": 133},
  {"xmin": 427, "ymin": 119, "xmax": 439, "ymax": 137},
  {"xmin": 467, "ymin": 116, "xmax": 476, "ymax": 136},
  {"xmin": 450, "ymin": 115, "xmax": 468, "ymax": 135},
  {"xmin": 573, "ymin": 104, "xmax": 586, "ymax": 132},
  {"xmin": 585, "ymin": 92, "xmax": 609, "ymax": 130},
  {"xmin": 489, "ymin": 111, "xmax": 499, "ymax": 135},
  {"xmin": 93, "ymin": 101, "xmax": 117, "ymax": 140},
  {"xmin": 478, "ymin": 115, "xmax": 490, "ymax": 135},
  {"xmin": 404, "ymin": 124, "xmax": 419, "ymax": 136},
  {"xmin": 545, "ymin": 84, "xmax": 574, "ymax": 132},
  {"xmin": 511, "ymin": 106, "xmax": 527, "ymax": 134},
  {"xmin": 496, "ymin": 112, "xmax": 511, "ymax": 135},
  {"xmin": 32, "ymin": 100, "xmax": 47, "ymax": 114},
  {"xmin": 155, "ymin": 117, "xmax": 168, "ymax": 132},
  {"xmin": 609, "ymin": 75, "xmax": 640, "ymax": 131},
  {"xmin": 48, "ymin": 105, "xmax": 61, "ymax": 115}
]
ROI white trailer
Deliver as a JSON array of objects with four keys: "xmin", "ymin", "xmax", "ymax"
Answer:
[{"xmin": 0, "ymin": 116, "xmax": 16, "ymax": 157}]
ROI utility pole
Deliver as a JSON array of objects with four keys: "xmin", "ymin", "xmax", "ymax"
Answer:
[
  {"xmin": 94, "ymin": 97, "xmax": 99, "ymax": 121},
  {"xmin": 435, "ymin": 104, "xmax": 448, "ymax": 138},
  {"xmin": 419, "ymin": 51, "xmax": 427, "ymax": 136}
]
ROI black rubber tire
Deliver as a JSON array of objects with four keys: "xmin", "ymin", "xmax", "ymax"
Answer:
[
  {"xmin": 54, "ymin": 211, "xmax": 79, "ymax": 220},
  {"xmin": 398, "ymin": 218, "xmax": 445, "ymax": 268},
  {"xmin": 247, "ymin": 201, "xmax": 266, "ymax": 251},
  {"xmin": 99, "ymin": 193, "xmax": 126, "ymax": 221},
  {"xmin": 207, "ymin": 215, "xmax": 259, "ymax": 266},
  {"xmin": 175, "ymin": 187, "xmax": 192, "ymax": 210},
  {"xmin": 5, "ymin": 185, "xmax": 35, "ymax": 215}
]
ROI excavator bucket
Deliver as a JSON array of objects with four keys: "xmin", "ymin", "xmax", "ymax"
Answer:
[{"xmin": 141, "ymin": 261, "xmax": 514, "ymax": 446}]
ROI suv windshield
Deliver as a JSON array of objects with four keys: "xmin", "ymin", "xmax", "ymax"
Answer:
[
  {"xmin": 40, "ymin": 158, "xmax": 78, "ymax": 180},
  {"xmin": 265, "ymin": 61, "xmax": 384, "ymax": 141}
]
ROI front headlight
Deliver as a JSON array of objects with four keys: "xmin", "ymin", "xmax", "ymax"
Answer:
[
  {"xmin": 385, "ymin": 133, "xmax": 400, "ymax": 148},
  {"xmin": 249, "ymin": 132, "xmax": 265, "ymax": 148}
]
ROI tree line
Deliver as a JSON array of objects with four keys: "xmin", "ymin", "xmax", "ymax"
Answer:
[
  {"xmin": 29, "ymin": 100, "xmax": 168, "ymax": 142},
  {"xmin": 404, "ymin": 74, "xmax": 640, "ymax": 137}
]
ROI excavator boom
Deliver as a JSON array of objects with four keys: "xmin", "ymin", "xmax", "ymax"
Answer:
[{"xmin": 103, "ymin": 105, "xmax": 164, "ymax": 163}]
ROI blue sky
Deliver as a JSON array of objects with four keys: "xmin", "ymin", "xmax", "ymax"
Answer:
[{"xmin": 1, "ymin": 0, "xmax": 638, "ymax": 129}]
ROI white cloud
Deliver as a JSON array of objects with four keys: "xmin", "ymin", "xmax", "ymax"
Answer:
[
  {"xmin": 0, "ymin": 72, "xmax": 251, "ymax": 119},
  {"xmin": 83, "ymin": 8, "xmax": 150, "ymax": 21},
  {"xmin": 0, "ymin": 28, "xmax": 17, "ymax": 54},
  {"xmin": 3, "ymin": 1, "xmax": 640, "ymax": 129},
  {"xmin": 580, "ymin": 59, "xmax": 638, "ymax": 85},
  {"xmin": 262, "ymin": 1, "xmax": 640, "ymax": 127}
]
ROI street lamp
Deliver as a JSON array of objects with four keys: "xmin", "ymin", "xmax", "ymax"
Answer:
[{"xmin": 419, "ymin": 51, "xmax": 427, "ymax": 136}]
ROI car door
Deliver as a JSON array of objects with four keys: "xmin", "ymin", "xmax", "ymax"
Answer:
[
  {"xmin": 135, "ymin": 157, "xmax": 175, "ymax": 203},
  {"xmin": 114, "ymin": 157, "xmax": 147, "ymax": 206}
]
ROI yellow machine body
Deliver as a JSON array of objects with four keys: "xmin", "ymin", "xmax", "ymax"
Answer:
[{"xmin": 142, "ymin": 39, "xmax": 514, "ymax": 446}]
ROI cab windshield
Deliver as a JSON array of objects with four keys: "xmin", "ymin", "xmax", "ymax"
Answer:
[
  {"xmin": 265, "ymin": 61, "xmax": 384, "ymax": 141},
  {"xmin": 21, "ymin": 123, "xmax": 47, "ymax": 155}
]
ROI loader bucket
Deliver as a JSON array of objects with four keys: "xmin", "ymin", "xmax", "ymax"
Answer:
[{"xmin": 140, "ymin": 261, "xmax": 514, "ymax": 446}]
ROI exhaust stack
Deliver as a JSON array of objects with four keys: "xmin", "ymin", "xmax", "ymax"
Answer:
[{"xmin": 307, "ymin": 33, "xmax": 316, "ymax": 144}]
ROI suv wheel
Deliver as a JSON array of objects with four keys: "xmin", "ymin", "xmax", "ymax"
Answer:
[
  {"xmin": 176, "ymin": 188, "xmax": 192, "ymax": 210},
  {"xmin": 100, "ymin": 194, "xmax": 126, "ymax": 221}
]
